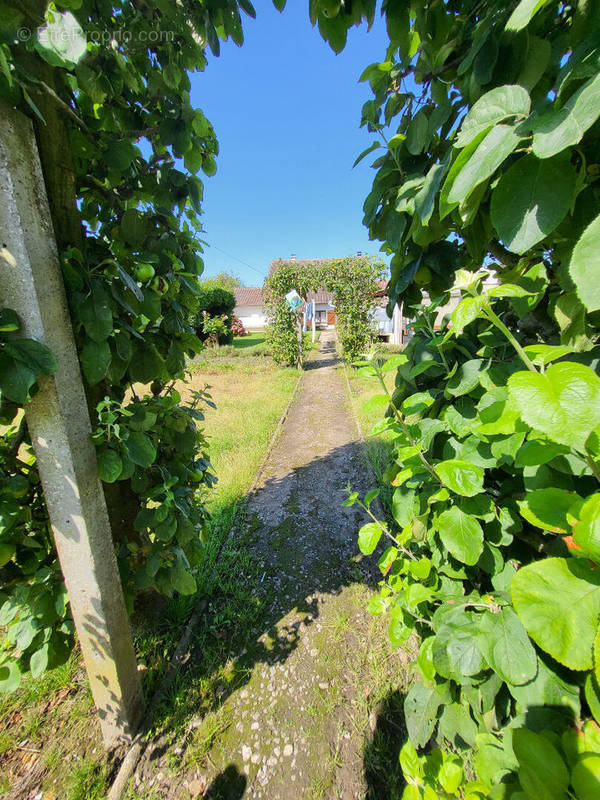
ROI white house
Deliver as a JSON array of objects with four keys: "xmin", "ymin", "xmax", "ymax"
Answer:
[
  {"xmin": 232, "ymin": 287, "xmax": 267, "ymax": 330},
  {"xmin": 232, "ymin": 286, "xmax": 337, "ymax": 332}
]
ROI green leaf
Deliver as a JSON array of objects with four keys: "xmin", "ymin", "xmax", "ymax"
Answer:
[
  {"xmin": 515, "ymin": 439, "xmax": 566, "ymax": 467},
  {"xmin": 508, "ymin": 363, "xmax": 600, "ymax": 452},
  {"xmin": 446, "ymin": 359, "xmax": 485, "ymax": 397},
  {"xmin": 570, "ymin": 212, "xmax": 600, "ymax": 312},
  {"xmin": 437, "ymin": 506, "xmax": 484, "ymax": 565},
  {"xmin": 488, "ymin": 284, "xmax": 533, "ymax": 299},
  {"xmin": 518, "ymin": 36, "xmax": 551, "ymax": 91},
  {"xmin": 104, "ymin": 140, "xmax": 138, "ymax": 171},
  {"xmin": 124, "ymin": 432, "xmax": 156, "ymax": 468},
  {"xmin": 533, "ymin": 72, "xmax": 600, "ymax": 159},
  {"xmin": 0, "ymin": 660, "xmax": 21, "ymax": 694},
  {"xmin": 574, "ymin": 494, "xmax": 600, "ymax": 561},
  {"xmin": 120, "ymin": 209, "xmax": 148, "ymax": 248},
  {"xmin": 172, "ymin": 568, "xmax": 196, "ymax": 595},
  {"xmin": 0, "ymin": 353, "xmax": 37, "ymax": 403},
  {"xmin": 443, "ymin": 125, "xmax": 521, "ymax": 210},
  {"xmin": 511, "ymin": 557, "xmax": 600, "ymax": 670},
  {"xmin": 352, "ymin": 141, "xmax": 380, "ymax": 168},
  {"xmin": 96, "ymin": 449, "xmax": 123, "ymax": 483},
  {"xmin": 389, "ymin": 614, "xmax": 411, "ymax": 648},
  {"xmin": 505, "ymin": 0, "xmax": 551, "ymax": 32},
  {"xmin": 518, "ymin": 488, "xmax": 576, "ymax": 532},
  {"xmin": 572, "ymin": 754, "xmax": 600, "ymax": 800},
  {"xmin": 434, "ymin": 622, "xmax": 484, "ymax": 678},
  {"xmin": 36, "ymin": 11, "xmax": 87, "ymax": 67},
  {"xmin": 404, "ymin": 682, "xmax": 442, "ymax": 748},
  {"xmin": 491, "ymin": 154, "xmax": 577, "ymax": 254},
  {"xmin": 509, "ymin": 653, "xmax": 580, "ymax": 716},
  {"xmin": 475, "ymin": 732, "xmax": 518, "ymax": 785},
  {"xmin": 80, "ymin": 339, "xmax": 111, "ymax": 386},
  {"xmin": 358, "ymin": 522, "xmax": 382, "ymax": 555},
  {"xmin": 4, "ymin": 339, "xmax": 57, "ymax": 376},
  {"xmin": 381, "ymin": 354, "xmax": 408, "ymax": 373},
  {"xmin": 522, "ymin": 345, "xmax": 575, "ymax": 366},
  {"xmin": 362, "ymin": 394, "xmax": 389, "ymax": 414},
  {"xmin": 417, "ymin": 636, "xmax": 435, "ymax": 682},
  {"xmin": 451, "ymin": 296, "xmax": 485, "ymax": 333},
  {"xmin": 455, "ymin": 85, "xmax": 531, "ymax": 148},
  {"xmin": 29, "ymin": 644, "xmax": 49, "ymax": 678},
  {"xmin": 414, "ymin": 152, "xmax": 451, "ymax": 225},
  {"xmin": 512, "ymin": 728, "xmax": 569, "ymax": 800},
  {"xmin": 392, "ymin": 486, "xmax": 415, "ymax": 528},
  {"xmin": 477, "ymin": 608, "xmax": 537, "ymax": 685},
  {"xmin": 399, "ymin": 740, "xmax": 422, "ymax": 781},
  {"xmin": 406, "ymin": 111, "xmax": 429, "ymax": 155},
  {"xmin": 184, "ymin": 147, "xmax": 204, "ymax": 174},
  {"xmin": 129, "ymin": 344, "xmax": 167, "ymax": 384},
  {"xmin": 436, "ymin": 459, "xmax": 484, "ymax": 497},
  {"xmin": 0, "ymin": 308, "xmax": 20, "ymax": 333},
  {"xmin": 79, "ymin": 294, "xmax": 113, "ymax": 342},
  {"xmin": 0, "ymin": 543, "xmax": 15, "ymax": 567},
  {"xmin": 439, "ymin": 703, "xmax": 478, "ymax": 748}
]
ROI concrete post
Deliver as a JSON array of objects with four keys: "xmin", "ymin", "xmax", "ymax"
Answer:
[
  {"xmin": 392, "ymin": 302, "xmax": 404, "ymax": 346},
  {"xmin": 312, "ymin": 300, "xmax": 316, "ymax": 342},
  {"xmin": 0, "ymin": 103, "xmax": 143, "ymax": 746}
]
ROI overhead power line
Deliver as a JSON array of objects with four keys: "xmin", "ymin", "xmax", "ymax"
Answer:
[{"xmin": 207, "ymin": 243, "xmax": 267, "ymax": 280}]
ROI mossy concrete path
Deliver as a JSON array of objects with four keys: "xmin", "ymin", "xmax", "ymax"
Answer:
[{"xmin": 140, "ymin": 331, "xmax": 411, "ymax": 799}]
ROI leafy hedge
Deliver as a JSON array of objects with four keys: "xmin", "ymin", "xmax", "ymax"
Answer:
[
  {"xmin": 0, "ymin": 0, "xmax": 255, "ymax": 691},
  {"xmin": 319, "ymin": 0, "xmax": 600, "ymax": 796}
]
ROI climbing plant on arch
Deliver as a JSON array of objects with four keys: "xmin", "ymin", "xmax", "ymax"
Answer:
[{"xmin": 264, "ymin": 256, "xmax": 386, "ymax": 367}]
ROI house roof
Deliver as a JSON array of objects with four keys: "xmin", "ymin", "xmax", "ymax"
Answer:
[
  {"xmin": 233, "ymin": 287, "xmax": 263, "ymax": 306},
  {"xmin": 306, "ymin": 289, "xmax": 333, "ymax": 304}
]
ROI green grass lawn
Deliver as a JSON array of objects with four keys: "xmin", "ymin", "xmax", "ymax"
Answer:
[
  {"xmin": 231, "ymin": 331, "xmax": 266, "ymax": 350},
  {"xmin": 184, "ymin": 353, "xmax": 298, "ymax": 517}
]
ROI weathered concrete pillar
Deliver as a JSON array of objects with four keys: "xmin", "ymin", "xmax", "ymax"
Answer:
[
  {"xmin": 392, "ymin": 301, "xmax": 404, "ymax": 346},
  {"xmin": 312, "ymin": 300, "xmax": 316, "ymax": 342},
  {"xmin": 0, "ymin": 102, "xmax": 143, "ymax": 746}
]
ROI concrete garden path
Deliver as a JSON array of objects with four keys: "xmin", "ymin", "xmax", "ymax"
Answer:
[{"xmin": 138, "ymin": 331, "xmax": 411, "ymax": 799}]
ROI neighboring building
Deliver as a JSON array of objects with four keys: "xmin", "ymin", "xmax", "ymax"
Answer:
[
  {"xmin": 232, "ymin": 287, "xmax": 267, "ymax": 330},
  {"xmin": 232, "ymin": 257, "xmax": 497, "ymax": 342}
]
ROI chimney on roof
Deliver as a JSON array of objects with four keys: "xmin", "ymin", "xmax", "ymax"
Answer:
[{"xmin": 290, "ymin": 253, "xmax": 297, "ymax": 261}]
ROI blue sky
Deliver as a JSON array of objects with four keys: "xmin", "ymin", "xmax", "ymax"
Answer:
[{"xmin": 189, "ymin": 1, "xmax": 390, "ymax": 286}]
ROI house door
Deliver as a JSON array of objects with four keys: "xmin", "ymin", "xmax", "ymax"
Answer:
[{"xmin": 327, "ymin": 309, "xmax": 336, "ymax": 326}]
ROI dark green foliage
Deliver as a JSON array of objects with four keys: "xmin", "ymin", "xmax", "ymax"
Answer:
[
  {"xmin": 195, "ymin": 286, "xmax": 236, "ymax": 344},
  {"xmin": 314, "ymin": 0, "xmax": 600, "ymax": 795}
]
